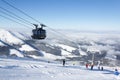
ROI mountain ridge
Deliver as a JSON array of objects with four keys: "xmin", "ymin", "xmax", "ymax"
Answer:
[{"xmin": 0, "ymin": 29, "xmax": 120, "ymax": 66}]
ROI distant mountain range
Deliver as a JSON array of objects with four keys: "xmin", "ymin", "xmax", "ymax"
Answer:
[{"xmin": 0, "ymin": 29, "xmax": 120, "ymax": 66}]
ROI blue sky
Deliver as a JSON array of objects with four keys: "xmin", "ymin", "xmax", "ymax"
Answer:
[{"xmin": 0, "ymin": 0, "xmax": 120, "ymax": 31}]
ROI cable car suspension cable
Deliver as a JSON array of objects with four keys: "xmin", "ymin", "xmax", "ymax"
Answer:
[
  {"xmin": 0, "ymin": 0, "xmax": 81, "ymax": 55},
  {"xmin": 1, "ymin": 0, "xmax": 80, "ymax": 47},
  {"xmin": 0, "ymin": 14, "xmax": 32, "ymax": 29},
  {"xmin": 0, "ymin": 6, "xmax": 33, "ymax": 27},
  {"xmin": 1, "ymin": 0, "xmax": 41, "ymax": 24},
  {"xmin": 0, "ymin": 9, "xmax": 32, "ymax": 28}
]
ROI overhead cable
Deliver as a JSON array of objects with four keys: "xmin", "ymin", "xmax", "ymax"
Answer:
[{"xmin": 0, "ymin": 14, "xmax": 32, "ymax": 29}]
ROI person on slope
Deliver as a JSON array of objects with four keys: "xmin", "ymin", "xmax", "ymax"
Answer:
[
  {"xmin": 86, "ymin": 63, "xmax": 89, "ymax": 69},
  {"xmin": 63, "ymin": 59, "xmax": 66, "ymax": 66},
  {"xmin": 114, "ymin": 69, "xmax": 119, "ymax": 76},
  {"xmin": 91, "ymin": 63, "xmax": 94, "ymax": 70}
]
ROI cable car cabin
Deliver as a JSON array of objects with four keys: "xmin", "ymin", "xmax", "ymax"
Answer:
[
  {"xmin": 32, "ymin": 28, "xmax": 46, "ymax": 39},
  {"xmin": 31, "ymin": 24, "xmax": 46, "ymax": 39}
]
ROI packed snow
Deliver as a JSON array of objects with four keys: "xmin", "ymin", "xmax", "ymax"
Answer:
[
  {"xmin": 56, "ymin": 44, "xmax": 76, "ymax": 52},
  {"xmin": 0, "ymin": 58, "xmax": 120, "ymax": 80},
  {"xmin": 61, "ymin": 50, "xmax": 71, "ymax": 56},
  {"xmin": 41, "ymin": 51, "xmax": 64, "ymax": 60},
  {"xmin": 19, "ymin": 44, "xmax": 36, "ymax": 51},
  {"xmin": 10, "ymin": 49, "xmax": 24, "ymax": 57},
  {"xmin": 0, "ymin": 29, "xmax": 23, "ymax": 44}
]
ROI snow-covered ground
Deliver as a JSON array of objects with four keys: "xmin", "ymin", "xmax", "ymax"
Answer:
[
  {"xmin": 55, "ymin": 44, "xmax": 76, "ymax": 52},
  {"xmin": 0, "ymin": 29, "xmax": 23, "ymax": 44},
  {"xmin": 0, "ymin": 58, "xmax": 119, "ymax": 80},
  {"xmin": 0, "ymin": 29, "xmax": 120, "ymax": 80}
]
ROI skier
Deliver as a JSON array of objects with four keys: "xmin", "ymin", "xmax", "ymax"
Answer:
[
  {"xmin": 86, "ymin": 63, "xmax": 89, "ymax": 69},
  {"xmin": 63, "ymin": 59, "xmax": 65, "ymax": 66},
  {"xmin": 114, "ymin": 69, "xmax": 119, "ymax": 76},
  {"xmin": 98, "ymin": 66, "xmax": 100, "ymax": 70},
  {"xmin": 101, "ymin": 66, "xmax": 103, "ymax": 71},
  {"xmin": 91, "ymin": 64, "xmax": 94, "ymax": 70},
  {"xmin": 114, "ymin": 69, "xmax": 120, "ymax": 79},
  {"xmin": 97, "ymin": 61, "xmax": 100, "ymax": 70}
]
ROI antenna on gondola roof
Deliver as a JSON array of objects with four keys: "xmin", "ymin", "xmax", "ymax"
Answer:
[
  {"xmin": 33, "ymin": 24, "xmax": 38, "ymax": 29},
  {"xmin": 40, "ymin": 24, "xmax": 47, "ymax": 28}
]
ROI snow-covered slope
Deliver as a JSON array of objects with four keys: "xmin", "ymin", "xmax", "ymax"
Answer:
[
  {"xmin": 55, "ymin": 44, "xmax": 76, "ymax": 52},
  {"xmin": 0, "ymin": 28, "xmax": 120, "ymax": 64},
  {"xmin": 0, "ymin": 58, "xmax": 119, "ymax": 80},
  {"xmin": 0, "ymin": 29, "xmax": 23, "ymax": 44},
  {"xmin": 0, "ymin": 29, "xmax": 73, "ymax": 60},
  {"xmin": 46, "ymin": 30, "xmax": 120, "ymax": 66},
  {"xmin": 19, "ymin": 44, "xmax": 36, "ymax": 51},
  {"xmin": 0, "ymin": 29, "xmax": 43, "ymax": 58},
  {"xmin": 10, "ymin": 49, "xmax": 24, "ymax": 57},
  {"xmin": 0, "ymin": 29, "xmax": 120, "ymax": 80}
]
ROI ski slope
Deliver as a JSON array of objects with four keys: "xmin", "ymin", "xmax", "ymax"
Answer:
[{"xmin": 0, "ymin": 58, "xmax": 119, "ymax": 80}]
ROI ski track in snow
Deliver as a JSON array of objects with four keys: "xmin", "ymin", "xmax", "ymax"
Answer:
[{"xmin": 0, "ymin": 58, "xmax": 119, "ymax": 80}]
